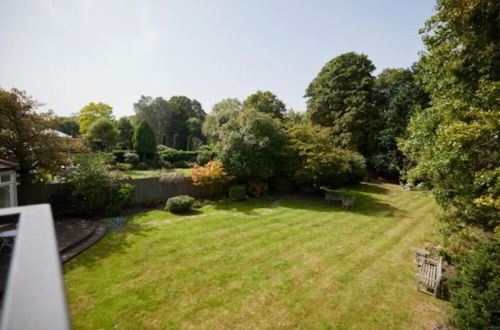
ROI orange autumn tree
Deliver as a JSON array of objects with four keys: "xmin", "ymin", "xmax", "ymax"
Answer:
[{"xmin": 191, "ymin": 161, "xmax": 233, "ymax": 198}]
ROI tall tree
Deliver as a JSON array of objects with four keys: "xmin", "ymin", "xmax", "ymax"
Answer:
[
  {"xmin": 218, "ymin": 109, "xmax": 286, "ymax": 180},
  {"xmin": 77, "ymin": 102, "xmax": 113, "ymax": 134},
  {"xmin": 0, "ymin": 89, "xmax": 75, "ymax": 184},
  {"xmin": 86, "ymin": 118, "xmax": 118, "ymax": 151},
  {"xmin": 168, "ymin": 96, "xmax": 206, "ymax": 150},
  {"xmin": 202, "ymin": 98, "xmax": 242, "ymax": 144},
  {"xmin": 132, "ymin": 120, "xmax": 157, "ymax": 160},
  {"xmin": 133, "ymin": 96, "xmax": 172, "ymax": 145},
  {"xmin": 243, "ymin": 91, "xmax": 287, "ymax": 119},
  {"xmin": 116, "ymin": 117, "xmax": 135, "ymax": 150},
  {"xmin": 368, "ymin": 68, "xmax": 429, "ymax": 178},
  {"xmin": 305, "ymin": 52, "xmax": 376, "ymax": 153},
  {"xmin": 400, "ymin": 0, "xmax": 500, "ymax": 230},
  {"xmin": 56, "ymin": 116, "xmax": 80, "ymax": 137}
]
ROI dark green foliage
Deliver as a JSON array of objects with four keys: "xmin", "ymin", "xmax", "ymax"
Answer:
[
  {"xmin": 368, "ymin": 68, "xmax": 429, "ymax": 178},
  {"xmin": 133, "ymin": 120, "xmax": 157, "ymax": 158},
  {"xmin": 202, "ymin": 98, "xmax": 242, "ymax": 144},
  {"xmin": 165, "ymin": 195, "xmax": 195, "ymax": 213},
  {"xmin": 133, "ymin": 96, "xmax": 172, "ymax": 145},
  {"xmin": 243, "ymin": 91, "xmax": 286, "ymax": 119},
  {"xmin": 400, "ymin": 0, "xmax": 500, "ymax": 229},
  {"xmin": 56, "ymin": 116, "xmax": 80, "ymax": 137},
  {"xmin": 57, "ymin": 153, "xmax": 134, "ymax": 215},
  {"xmin": 218, "ymin": 109, "xmax": 286, "ymax": 180},
  {"xmin": 136, "ymin": 162, "xmax": 148, "ymax": 170},
  {"xmin": 105, "ymin": 183, "xmax": 134, "ymax": 216},
  {"xmin": 448, "ymin": 237, "xmax": 500, "ymax": 329},
  {"xmin": 270, "ymin": 177, "xmax": 296, "ymax": 193},
  {"xmin": 116, "ymin": 117, "xmax": 135, "ymax": 149},
  {"xmin": 123, "ymin": 152, "xmax": 139, "ymax": 165},
  {"xmin": 305, "ymin": 52, "xmax": 376, "ymax": 153},
  {"xmin": 169, "ymin": 96, "xmax": 206, "ymax": 150},
  {"xmin": 284, "ymin": 123, "xmax": 366, "ymax": 189},
  {"xmin": 158, "ymin": 148, "xmax": 198, "ymax": 163},
  {"xmin": 229, "ymin": 185, "xmax": 246, "ymax": 201},
  {"xmin": 173, "ymin": 161, "xmax": 191, "ymax": 169},
  {"xmin": 196, "ymin": 150, "xmax": 215, "ymax": 166},
  {"xmin": 86, "ymin": 118, "xmax": 118, "ymax": 151}
]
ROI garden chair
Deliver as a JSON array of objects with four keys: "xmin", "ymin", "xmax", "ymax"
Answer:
[{"xmin": 416, "ymin": 257, "xmax": 442, "ymax": 297}]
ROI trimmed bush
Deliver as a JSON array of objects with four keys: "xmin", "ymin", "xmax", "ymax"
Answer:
[
  {"xmin": 123, "ymin": 152, "xmax": 139, "ymax": 165},
  {"xmin": 196, "ymin": 150, "xmax": 215, "ymax": 166},
  {"xmin": 229, "ymin": 185, "xmax": 246, "ymax": 201},
  {"xmin": 173, "ymin": 160, "xmax": 191, "ymax": 168},
  {"xmin": 136, "ymin": 162, "xmax": 148, "ymax": 170},
  {"xmin": 156, "ymin": 144, "xmax": 169, "ymax": 153},
  {"xmin": 113, "ymin": 162, "xmax": 133, "ymax": 171},
  {"xmin": 165, "ymin": 195, "xmax": 195, "ymax": 213},
  {"xmin": 159, "ymin": 148, "xmax": 198, "ymax": 163}
]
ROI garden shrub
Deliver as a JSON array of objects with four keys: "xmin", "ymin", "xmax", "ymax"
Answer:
[
  {"xmin": 57, "ymin": 153, "xmax": 134, "ymax": 215},
  {"xmin": 448, "ymin": 236, "xmax": 500, "ymax": 329},
  {"xmin": 284, "ymin": 123, "xmax": 367, "ymax": 189},
  {"xmin": 136, "ymin": 162, "xmax": 148, "ymax": 170},
  {"xmin": 159, "ymin": 148, "xmax": 198, "ymax": 163},
  {"xmin": 156, "ymin": 144, "xmax": 169, "ymax": 153},
  {"xmin": 159, "ymin": 172, "xmax": 191, "ymax": 185},
  {"xmin": 191, "ymin": 161, "xmax": 233, "ymax": 198},
  {"xmin": 165, "ymin": 195, "xmax": 195, "ymax": 213},
  {"xmin": 196, "ymin": 150, "xmax": 215, "ymax": 166},
  {"xmin": 248, "ymin": 181, "xmax": 268, "ymax": 198},
  {"xmin": 113, "ymin": 162, "xmax": 133, "ymax": 171},
  {"xmin": 105, "ymin": 183, "xmax": 134, "ymax": 216},
  {"xmin": 123, "ymin": 152, "xmax": 139, "ymax": 165},
  {"xmin": 229, "ymin": 185, "xmax": 246, "ymax": 201},
  {"xmin": 112, "ymin": 150, "xmax": 130, "ymax": 163},
  {"xmin": 173, "ymin": 160, "xmax": 191, "ymax": 168}
]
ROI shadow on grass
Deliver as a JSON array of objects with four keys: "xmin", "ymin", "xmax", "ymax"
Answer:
[
  {"xmin": 210, "ymin": 183, "xmax": 403, "ymax": 217},
  {"xmin": 63, "ymin": 222, "xmax": 160, "ymax": 273}
]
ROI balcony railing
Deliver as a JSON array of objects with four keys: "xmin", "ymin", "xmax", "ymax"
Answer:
[{"xmin": 0, "ymin": 204, "xmax": 70, "ymax": 330}]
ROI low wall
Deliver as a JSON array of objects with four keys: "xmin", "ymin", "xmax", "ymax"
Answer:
[{"xmin": 18, "ymin": 177, "xmax": 225, "ymax": 206}]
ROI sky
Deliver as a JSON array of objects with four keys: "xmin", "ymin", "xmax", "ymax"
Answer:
[{"xmin": 0, "ymin": 0, "xmax": 436, "ymax": 117}]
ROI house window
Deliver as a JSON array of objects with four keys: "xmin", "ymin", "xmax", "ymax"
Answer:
[{"xmin": 0, "ymin": 171, "xmax": 17, "ymax": 208}]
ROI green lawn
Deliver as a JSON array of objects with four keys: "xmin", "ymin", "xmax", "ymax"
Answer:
[
  {"xmin": 123, "ymin": 168, "xmax": 192, "ymax": 178},
  {"xmin": 64, "ymin": 183, "xmax": 450, "ymax": 329}
]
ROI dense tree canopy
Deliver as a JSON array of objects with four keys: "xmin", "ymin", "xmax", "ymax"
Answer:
[
  {"xmin": 0, "ymin": 89, "xmax": 76, "ymax": 184},
  {"xmin": 243, "ymin": 91, "xmax": 286, "ymax": 119},
  {"xmin": 367, "ymin": 68, "xmax": 429, "ymax": 178},
  {"xmin": 169, "ymin": 96, "xmax": 206, "ymax": 150},
  {"xmin": 132, "ymin": 120, "xmax": 157, "ymax": 158},
  {"xmin": 218, "ymin": 109, "xmax": 286, "ymax": 180},
  {"xmin": 86, "ymin": 118, "xmax": 118, "ymax": 151},
  {"xmin": 116, "ymin": 117, "xmax": 135, "ymax": 150},
  {"xmin": 202, "ymin": 98, "xmax": 242, "ymax": 144},
  {"xmin": 305, "ymin": 52, "xmax": 376, "ymax": 153},
  {"xmin": 133, "ymin": 96, "xmax": 172, "ymax": 145},
  {"xmin": 284, "ymin": 123, "xmax": 366, "ymax": 189},
  {"xmin": 400, "ymin": 0, "xmax": 499, "ymax": 230},
  {"xmin": 56, "ymin": 116, "xmax": 80, "ymax": 137},
  {"xmin": 77, "ymin": 102, "xmax": 113, "ymax": 134}
]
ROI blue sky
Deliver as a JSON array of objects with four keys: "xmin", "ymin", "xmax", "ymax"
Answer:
[{"xmin": 0, "ymin": 0, "xmax": 436, "ymax": 117}]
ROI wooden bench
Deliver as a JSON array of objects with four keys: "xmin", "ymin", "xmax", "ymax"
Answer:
[
  {"xmin": 324, "ymin": 193, "xmax": 356, "ymax": 209},
  {"xmin": 416, "ymin": 257, "xmax": 442, "ymax": 297}
]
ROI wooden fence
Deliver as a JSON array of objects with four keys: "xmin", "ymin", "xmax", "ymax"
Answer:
[{"xmin": 17, "ymin": 177, "xmax": 227, "ymax": 206}]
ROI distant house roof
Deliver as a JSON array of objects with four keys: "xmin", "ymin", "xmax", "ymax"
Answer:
[
  {"xmin": 42, "ymin": 129, "xmax": 72, "ymax": 138},
  {"xmin": 0, "ymin": 158, "xmax": 18, "ymax": 171}
]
